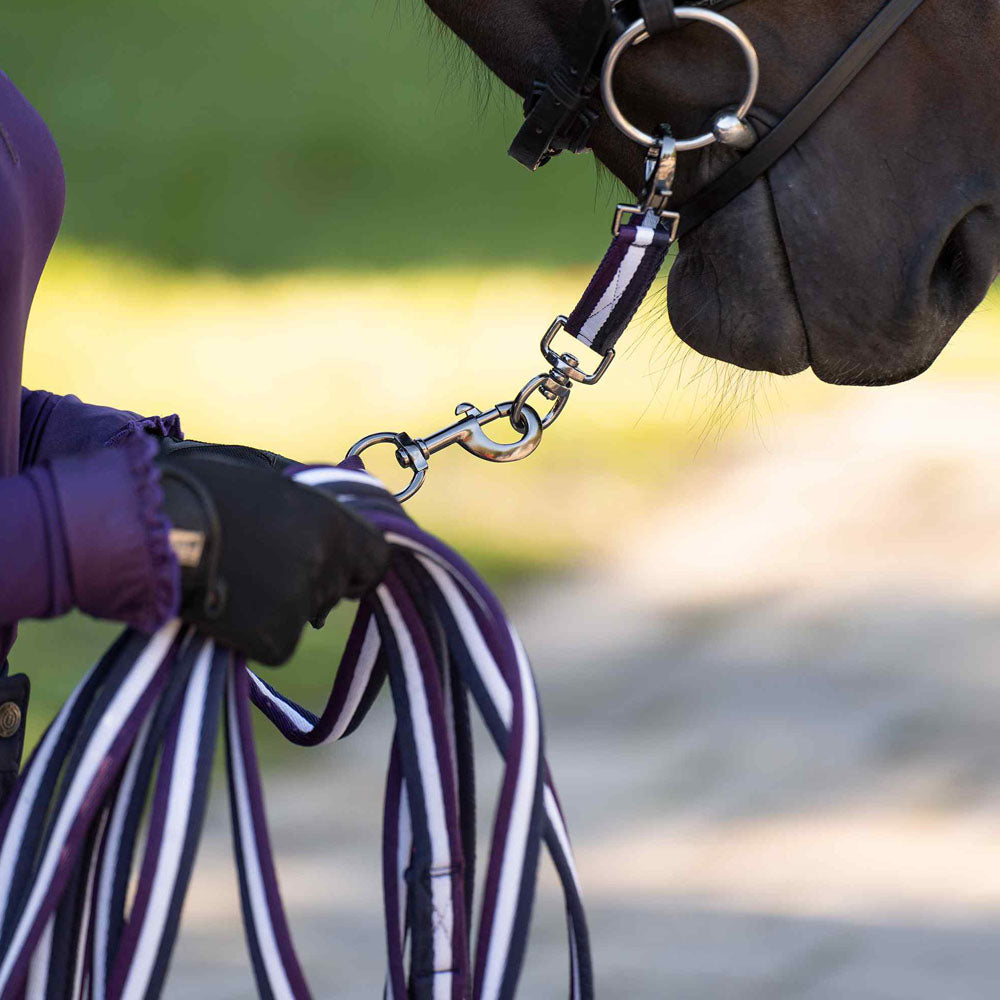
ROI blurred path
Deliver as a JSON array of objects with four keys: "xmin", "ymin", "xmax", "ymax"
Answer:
[{"xmin": 173, "ymin": 382, "xmax": 1000, "ymax": 998}]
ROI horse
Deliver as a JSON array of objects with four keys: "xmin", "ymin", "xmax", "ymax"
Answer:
[{"xmin": 422, "ymin": 0, "xmax": 1000, "ymax": 386}]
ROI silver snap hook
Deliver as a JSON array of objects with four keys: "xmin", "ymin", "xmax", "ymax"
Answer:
[{"xmin": 346, "ymin": 403, "xmax": 544, "ymax": 503}]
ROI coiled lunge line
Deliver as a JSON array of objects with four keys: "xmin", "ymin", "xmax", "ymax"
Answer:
[{"xmin": 0, "ymin": 463, "xmax": 591, "ymax": 1000}]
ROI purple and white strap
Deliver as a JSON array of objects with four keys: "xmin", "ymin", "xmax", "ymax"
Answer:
[
  {"xmin": 565, "ymin": 210, "xmax": 674, "ymax": 356},
  {"xmin": 0, "ymin": 463, "xmax": 592, "ymax": 1000}
]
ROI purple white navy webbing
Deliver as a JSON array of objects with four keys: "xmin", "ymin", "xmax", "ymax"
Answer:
[
  {"xmin": 565, "ymin": 209, "xmax": 674, "ymax": 356},
  {"xmin": 0, "ymin": 462, "xmax": 592, "ymax": 1000}
]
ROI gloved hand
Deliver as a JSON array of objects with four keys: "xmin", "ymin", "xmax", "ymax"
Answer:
[
  {"xmin": 157, "ymin": 436, "xmax": 293, "ymax": 472},
  {"xmin": 157, "ymin": 449, "xmax": 389, "ymax": 666}
]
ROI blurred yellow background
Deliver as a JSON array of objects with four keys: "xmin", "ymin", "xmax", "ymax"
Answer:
[{"xmin": 22, "ymin": 247, "xmax": 1000, "ymax": 556}]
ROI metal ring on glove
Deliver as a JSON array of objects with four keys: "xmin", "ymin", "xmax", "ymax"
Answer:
[{"xmin": 601, "ymin": 8, "xmax": 759, "ymax": 152}]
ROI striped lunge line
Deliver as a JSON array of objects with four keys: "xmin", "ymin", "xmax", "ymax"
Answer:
[
  {"xmin": 565, "ymin": 209, "xmax": 675, "ymax": 357},
  {"xmin": 0, "ymin": 463, "xmax": 592, "ymax": 1000}
]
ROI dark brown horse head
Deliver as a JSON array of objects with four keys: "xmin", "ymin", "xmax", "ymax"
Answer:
[{"xmin": 422, "ymin": 0, "xmax": 1000, "ymax": 385}]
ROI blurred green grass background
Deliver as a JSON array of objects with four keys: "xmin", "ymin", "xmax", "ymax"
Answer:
[
  {"xmin": 6, "ymin": 1, "xmax": 1000, "ymax": 758},
  {"xmin": 3, "ymin": 0, "xmax": 612, "ymax": 272}
]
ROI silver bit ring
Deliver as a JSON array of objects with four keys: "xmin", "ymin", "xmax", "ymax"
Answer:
[{"xmin": 601, "ymin": 8, "xmax": 759, "ymax": 152}]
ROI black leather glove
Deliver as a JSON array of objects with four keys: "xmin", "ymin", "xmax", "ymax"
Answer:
[
  {"xmin": 157, "ymin": 436, "xmax": 293, "ymax": 472},
  {"xmin": 157, "ymin": 449, "xmax": 389, "ymax": 666}
]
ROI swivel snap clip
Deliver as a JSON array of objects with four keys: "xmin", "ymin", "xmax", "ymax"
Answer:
[
  {"xmin": 420, "ymin": 401, "xmax": 544, "ymax": 464},
  {"xmin": 346, "ymin": 401, "xmax": 543, "ymax": 503},
  {"xmin": 613, "ymin": 134, "xmax": 680, "ymax": 238}
]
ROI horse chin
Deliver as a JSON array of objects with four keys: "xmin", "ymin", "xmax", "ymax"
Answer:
[
  {"xmin": 806, "ymin": 342, "xmax": 945, "ymax": 387},
  {"xmin": 666, "ymin": 178, "xmax": 810, "ymax": 377},
  {"xmin": 668, "ymin": 214, "xmax": 954, "ymax": 387},
  {"xmin": 667, "ymin": 182, "xmax": 999, "ymax": 388}
]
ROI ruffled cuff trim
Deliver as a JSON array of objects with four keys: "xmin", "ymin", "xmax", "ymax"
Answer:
[
  {"xmin": 105, "ymin": 413, "xmax": 183, "ymax": 449},
  {"xmin": 123, "ymin": 434, "xmax": 181, "ymax": 632}
]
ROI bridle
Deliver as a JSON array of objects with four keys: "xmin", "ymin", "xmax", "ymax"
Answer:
[
  {"xmin": 509, "ymin": 0, "xmax": 756, "ymax": 172},
  {"xmin": 512, "ymin": 0, "xmax": 928, "ymax": 242},
  {"xmin": 349, "ymin": 0, "xmax": 929, "ymax": 502}
]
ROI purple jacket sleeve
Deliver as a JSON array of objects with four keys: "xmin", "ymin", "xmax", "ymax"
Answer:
[
  {"xmin": 20, "ymin": 387, "xmax": 182, "ymax": 469},
  {"xmin": 0, "ymin": 432, "xmax": 179, "ymax": 632},
  {"xmin": 5, "ymin": 388, "xmax": 183, "ymax": 632}
]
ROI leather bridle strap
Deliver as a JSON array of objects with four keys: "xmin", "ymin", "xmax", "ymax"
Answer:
[
  {"xmin": 638, "ymin": 0, "xmax": 678, "ymax": 33},
  {"xmin": 675, "ymin": 0, "xmax": 930, "ymax": 236},
  {"xmin": 507, "ymin": 0, "xmax": 614, "ymax": 170},
  {"xmin": 509, "ymin": 0, "xmax": 741, "ymax": 170}
]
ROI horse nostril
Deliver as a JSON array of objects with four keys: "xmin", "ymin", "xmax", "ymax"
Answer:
[
  {"xmin": 930, "ymin": 206, "xmax": 999, "ymax": 317},
  {"xmin": 931, "ymin": 215, "xmax": 972, "ymax": 309}
]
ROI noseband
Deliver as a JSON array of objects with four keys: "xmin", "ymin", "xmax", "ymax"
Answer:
[{"xmin": 351, "ymin": 0, "xmax": 929, "ymax": 501}]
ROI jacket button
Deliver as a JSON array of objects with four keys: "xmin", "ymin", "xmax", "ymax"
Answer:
[{"xmin": 0, "ymin": 701, "xmax": 22, "ymax": 739}]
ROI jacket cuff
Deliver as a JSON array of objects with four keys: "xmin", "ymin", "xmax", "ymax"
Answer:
[
  {"xmin": 47, "ymin": 434, "xmax": 180, "ymax": 633},
  {"xmin": 19, "ymin": 387, "xmax": 182, "ymax": 470},
  {"xmin": 105, "ymin": 413, "xmax": 183, "ymax": 448}
]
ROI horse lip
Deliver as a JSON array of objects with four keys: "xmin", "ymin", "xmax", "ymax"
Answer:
[
  {"xmin": 926, "ymin": 203, "xmax": 1000, "ymax": 322},
  {"xmin": 667, "ymin": 150, "xmax": 998, "ymax": 387},
  {"xmin": 668, "ymin": 238, "xmax": 811, "ymax": 376},
  {"xmin": 667, "ymin": 167, "xmax": 811, "ymax": 378},
  {"xmin": 806, "ymin": 201, "xmax": 1000, "ymax": 387}
]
